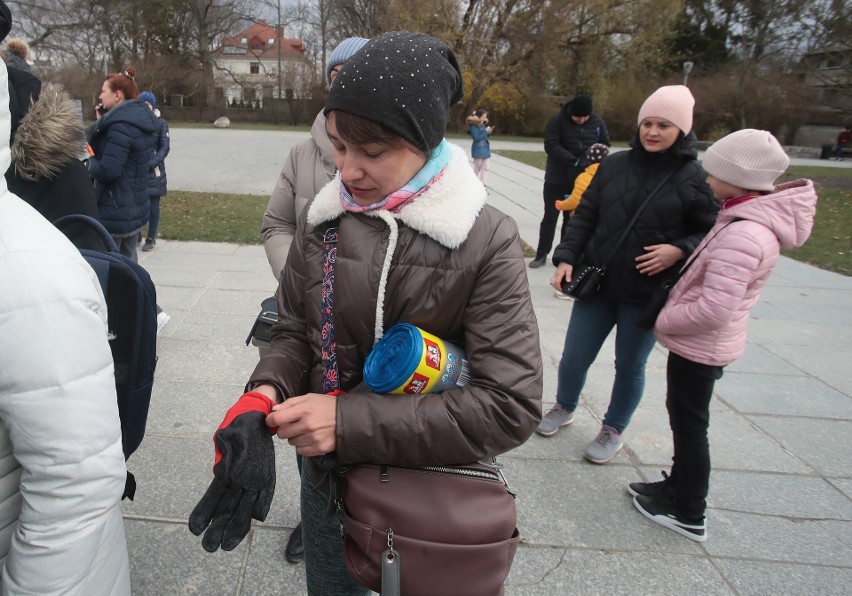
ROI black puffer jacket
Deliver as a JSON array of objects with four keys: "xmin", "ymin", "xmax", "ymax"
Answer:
[
  {"xmin": 552, "ymin": 133, "xmax": 719, "ymax": 303},
  {"xmin": 544, "ymin": 99, "xmax": 610, "ymax": 184}
]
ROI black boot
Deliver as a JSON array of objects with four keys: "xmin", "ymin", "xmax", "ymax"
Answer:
[
  {"xmin": 285, "ymin": 522, "xmax": 304, "ymax": 563},
  {"xmin": 528, "ymin": 255, "xmax": 547, "ymax": 269}
]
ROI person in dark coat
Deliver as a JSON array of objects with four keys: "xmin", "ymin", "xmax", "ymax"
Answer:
[
  {"xmin": 529, "ymin": 94, "xmax": 610, "ymax": 268},
  {"xmin": 538, "ymin": 85, "xmax": 719, "ymax": 466},
  {"xmin": 138, "ymin": 90, "xmax": 169, "ymax": 251},
  {"xmin": 5, "ymin": 80, "xmax": 102, "ymax": 250},
  {"xmin": 86, "ymin": 67, "xmax": 158, "ymax": 262}
]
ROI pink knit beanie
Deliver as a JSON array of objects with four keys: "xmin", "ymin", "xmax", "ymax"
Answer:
[
  {"xmin": 702, "ymin": 129, "xmax": 789, "ymax": 192},
  {"xmin": 637, "ymin": 85, "xmax": 695, "ymax": 134}
]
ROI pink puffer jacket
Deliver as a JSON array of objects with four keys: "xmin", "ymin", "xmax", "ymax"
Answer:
[{"xmin": 655, "ymin": 179, "xmax": 817, "ymax": 366}]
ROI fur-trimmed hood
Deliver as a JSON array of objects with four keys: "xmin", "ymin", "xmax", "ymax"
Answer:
[
  {"xmin": 306, "ymin": 142, "xmax": 487, "ymax": 250},
  {"xmin": 11, "ymin": 83, "xmax": 85, "ymax": 182}
]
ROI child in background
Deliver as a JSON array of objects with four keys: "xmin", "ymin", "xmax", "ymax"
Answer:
[
  {"xmin": 555, "ymin": 142, "xmax": 609, "ymax": 215},
  {"xmin": 552, "ymin": 142, "xmax": 609, "ymax": 300},
  {"xmin": 630, "ymin": 129, "xmax": 818, "ymax": 542},
  {"xmin": 465, "ymin": 108, "xmax": 492, "ymax": 184}
]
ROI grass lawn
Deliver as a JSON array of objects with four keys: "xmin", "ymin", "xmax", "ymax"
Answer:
[
  {"xmin": 160, "ymin": 156, "xmax": 850, "ymax": 276},
  {"xmin": 494, "ymin": 150, "xmax": 851, "ymax": 276},
  {"xmin": 160, "ymin": 191, "xmax": 267, "ymax": 244}
]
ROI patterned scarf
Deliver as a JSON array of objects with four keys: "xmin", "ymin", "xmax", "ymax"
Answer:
[{"xmin": 339, "ymin": 139, "xmax": 450, "ymax": 213}]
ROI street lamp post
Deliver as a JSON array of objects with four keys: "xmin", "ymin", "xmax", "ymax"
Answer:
[{"xmin": 683, "ymin": 61, "xmax": 694, "ymax": 86}]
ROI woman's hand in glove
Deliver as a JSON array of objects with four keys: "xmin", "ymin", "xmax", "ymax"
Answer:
[{"xmin": 188, "ymin": 391, "xmax": 277, "ymax": 552}]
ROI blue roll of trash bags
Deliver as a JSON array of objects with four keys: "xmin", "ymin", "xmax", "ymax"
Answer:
[{"xmin": 363, "ymin": 323, "xmax": 470, "ymax": 395}]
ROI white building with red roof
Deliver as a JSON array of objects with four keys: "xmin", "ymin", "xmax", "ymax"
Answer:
[{"xmin": 213, "ymin": 22, "xmax": 313, "ymax": 106}]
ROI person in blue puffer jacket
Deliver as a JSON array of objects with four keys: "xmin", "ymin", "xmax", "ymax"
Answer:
[
  {"xmin": 87, "ymin": 66, "xmax": 158, "ymax": 262},
  {"xmin": 465, "ymin": 108, "xmax": 492, "ymax": 184}
]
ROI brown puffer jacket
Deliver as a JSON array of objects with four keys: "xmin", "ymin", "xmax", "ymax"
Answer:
[{"xmin": 248, "ymin": 142, "xmax": 542, "ymax": 467}]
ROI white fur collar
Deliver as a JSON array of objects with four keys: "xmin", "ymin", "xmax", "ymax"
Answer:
[{"xmin": 306, "ymin": 142, "xmax": 487, "ymax": 249}]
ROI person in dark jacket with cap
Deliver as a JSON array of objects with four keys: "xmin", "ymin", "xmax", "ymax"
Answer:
[
  {"xmin": 138, "ymin": 90, "xmax": 169, "ymax": 252},
  {"xmin": 189, "ymin": 31, "xmax": 542, "ymax": 595},
  {"xmin": 530, "ymin": 95, "xmax": 610, "ymax": 268}
]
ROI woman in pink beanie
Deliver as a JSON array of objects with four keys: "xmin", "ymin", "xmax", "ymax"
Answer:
[
  {"xmin": 630, "ymin": 129, "xmax": 817, "ymax": 542},
  {"xmin": 539, "ymin": 85, "xmax": 719, "ymax": 467}
]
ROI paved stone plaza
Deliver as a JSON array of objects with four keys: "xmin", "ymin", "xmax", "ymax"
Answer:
[{"xmin": 123, "ymin": 129, "xmax": 851, "ymax": 594}]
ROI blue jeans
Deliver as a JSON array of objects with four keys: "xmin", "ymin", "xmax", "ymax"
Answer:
[
  {"xmin": 301, "ymin": 466, "xmax": 369, "ymax": 596},
  {"xmin": 556, "ymin": 295, "xmax": 658, "ymax": 433},
  {"xmin": 146, "ymin": 196, "xmax": 161, "ymax": 239}
]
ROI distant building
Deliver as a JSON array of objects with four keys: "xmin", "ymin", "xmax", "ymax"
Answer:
[
  {"xmin": 212, "ymin": 22, "xmax": 313, "ymax": 107},
  {"xmin": 800, "ymin": 44, "xmax": 852, "ymax": 116}
]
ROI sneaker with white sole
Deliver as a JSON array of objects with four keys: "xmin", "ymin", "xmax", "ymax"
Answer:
[
  {"xmin": 536, "ymin": 403, "xmax": 575, "ymax": 437},
  {"xmin": 583, "ymin": 424, "xmax": 624, "ymax": 463},
  {"xmin": 633, "ymin": 494, "xmax": 706, "ymax": 542},
  {"xmin": 156, "ymin": 311, "xmax": 170, "ymax": 335},
  {"xmin": 628, "ymin": 471, "xmax": 675, "ymax": 499}
]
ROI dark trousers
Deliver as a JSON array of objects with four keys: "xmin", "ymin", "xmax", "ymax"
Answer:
[
  {"xmin": 535, "ymin": 180, "xmax": 575, "ymax": 258},
  {"xmin": 665, "ymin": 351, "xmax": 724, "ymax": 519}
]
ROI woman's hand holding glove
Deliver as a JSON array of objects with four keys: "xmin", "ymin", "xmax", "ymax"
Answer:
[{"xmin": 188, "ymin": 391, "xmax": 278, "ymax": 552}]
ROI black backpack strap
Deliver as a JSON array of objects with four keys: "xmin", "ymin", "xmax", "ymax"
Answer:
[
  {"xmin": 53, "ymin": 214, "xmax": 119, "ymax": 253},
  {"xmin": 123, "ymin": 471, "xmax": 137, "ymax": 500}
]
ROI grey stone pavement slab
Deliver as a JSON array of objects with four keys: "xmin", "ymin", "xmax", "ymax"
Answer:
[{"xmin": 122, "ymin": 129, "xmax": 851, "ymax": 594}]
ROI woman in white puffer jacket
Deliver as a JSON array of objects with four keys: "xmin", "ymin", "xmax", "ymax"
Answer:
[{"xmin": 0, "ymin": 59, "xmax": 130, "ymax": 595}]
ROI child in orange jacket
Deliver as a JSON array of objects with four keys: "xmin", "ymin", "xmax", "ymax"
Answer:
[{"xmin": 555, "ymin": 143, "xmax": 609, "ymax": 214}]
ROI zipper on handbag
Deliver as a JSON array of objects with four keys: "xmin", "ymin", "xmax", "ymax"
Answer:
[{"xmin": 383, "ymin": 463, "xmax": 501, "ymax": 482}]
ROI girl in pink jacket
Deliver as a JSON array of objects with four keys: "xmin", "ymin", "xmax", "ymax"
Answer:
[{"xmin": 629, "ymin": 129, "xmax": 818, "ymax": 542}]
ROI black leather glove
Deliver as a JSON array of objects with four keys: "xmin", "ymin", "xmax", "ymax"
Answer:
[{"xmin": 189, "ymin": 394, "xmax": 276, "ymax": 552}]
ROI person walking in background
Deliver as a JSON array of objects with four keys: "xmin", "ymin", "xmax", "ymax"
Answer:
[
  {"xmin": 1, "ymin": 36, "xmax": 29, "ymax": 72},
  {"xmin": 834, "ymin": 125, "xmax": 850, "ymax": 161},
  {"xmin": 529, "ymin": 94, "xmax": 609, "ymax": 268},
  {"xmin": 540, "ymin": 85, "xmax": 719, "ymax": 465},
  {"xmin": 189, "ymin": 32, "xmax": 542, "ymax": 594},
  {"xmin": 86, "ymin": 67, "xmax": 158, "ymax": 263},
  {"xmin": 138, "ymin": 90, "xmax": 170, "ymax": 252},
  {"xmin": 632, "ymin": 130, "xmax": 816, "ymax": 542},
  {"xmin": 259, "ymin": 35, "xmax": 368, "ymax": 565},
  {"xmin": 466, "ymin": 108, "xmax": 492, "ymax": 184},
  {"xmin": 0, "ymin": 51, "xmax": 131, "ymax": 596}
]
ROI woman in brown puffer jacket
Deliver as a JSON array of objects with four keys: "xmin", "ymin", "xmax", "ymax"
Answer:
[{"xmin": 189, "ymin": 32, "xmax": 542, "ymax": 596}]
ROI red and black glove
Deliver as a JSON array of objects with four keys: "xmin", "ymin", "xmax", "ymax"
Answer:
[{"xmin": 189, "ymin": 391, "xmax": 277, "ymax": 552}]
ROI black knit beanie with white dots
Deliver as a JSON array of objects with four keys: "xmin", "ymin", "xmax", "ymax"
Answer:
[{"xmin": 324, "ymin": 31, "xmax": 464, "ymax": 152}]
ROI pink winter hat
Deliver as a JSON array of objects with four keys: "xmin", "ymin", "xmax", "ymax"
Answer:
[
  {"xmin": 637, "ymin": 85, "xmax": 695, "ymax": 134},
  {"xmin": 703, "ymin": 129, "xmax": 790, "ymax": 192}
]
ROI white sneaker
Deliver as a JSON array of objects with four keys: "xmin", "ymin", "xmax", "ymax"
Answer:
[
  {"xmin": 156, "ymin": 311, "xmax": 171, "ymax": 335},
  {"xmin": 554, "ymin": 290, "xmax": 574, "ymax": 300}
]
